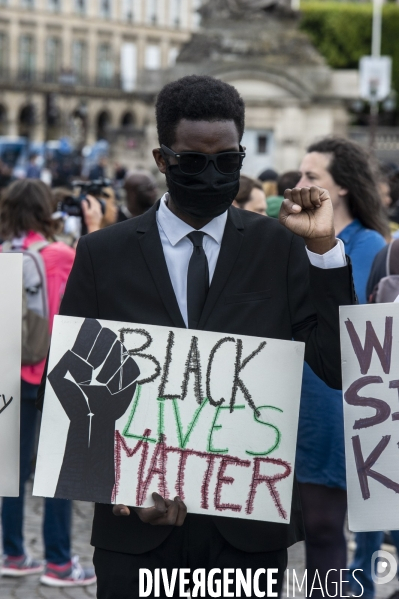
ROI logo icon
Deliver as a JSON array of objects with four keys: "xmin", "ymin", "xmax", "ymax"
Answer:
[{"xmin": 371, "ymin": 550, "xmax": 397, "ymax": 585}]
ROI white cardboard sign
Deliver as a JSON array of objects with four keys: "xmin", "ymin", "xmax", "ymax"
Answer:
[
  {"xmin": 34, "ymin": 316, "xmax": 304, "ymax": 524},
  {"xmin": 0, "ymin": 253, "xmax": 22, "ymax": 496},
  {"xmin": 340, "ymin": 304, "xmax": 399, "ymax": 532}
]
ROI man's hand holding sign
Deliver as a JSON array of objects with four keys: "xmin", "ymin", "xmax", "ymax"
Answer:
[{"xmin": 114, "ymin": 492, "xmax": 187, "ymax": 525}]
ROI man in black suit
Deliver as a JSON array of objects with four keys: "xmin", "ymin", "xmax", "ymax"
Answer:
[{"xmin": 39, "ymin": 75, "xmax": 355, "ymax": 598}]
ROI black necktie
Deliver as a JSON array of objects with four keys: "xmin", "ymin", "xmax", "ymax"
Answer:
[{"xmin": 186, "ymin": 231, "xmax": 209, "ymax": 329}]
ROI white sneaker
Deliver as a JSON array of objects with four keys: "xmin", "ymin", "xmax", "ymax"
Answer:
[
  {"xmin": 40, "ymin": 555, "xmax": 96, "ymax": 587},
  {"xmin": 1, "ymin": 554, "xmax": 44, "ymax": 577}
]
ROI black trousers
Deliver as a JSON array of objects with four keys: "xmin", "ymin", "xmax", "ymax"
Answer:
[
  {"xmin": 94, "ymin": 514, "xmax": 288, "ymax": 599},
  {"xmin": 299, "ymin": 483, "xmax": 347, "ymax": 599}
]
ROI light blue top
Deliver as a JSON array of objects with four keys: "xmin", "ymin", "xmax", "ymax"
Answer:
[{"xmin": 295, "ymin": 219, "xmax": 386, "ymax": 489}]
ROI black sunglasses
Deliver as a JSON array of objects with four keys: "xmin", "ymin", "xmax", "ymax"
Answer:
[{"xmin": 160, "ymin": 144, "xmax": 246, "ymax": 176}]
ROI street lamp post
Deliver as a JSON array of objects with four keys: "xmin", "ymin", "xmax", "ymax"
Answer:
[
  {"xmin": 372, "ymin": 0, "xmax": 382, "ymax": 58},
  {"xmin": 369, "ymin": 0, "xmax": 382, "ymax": 151}
]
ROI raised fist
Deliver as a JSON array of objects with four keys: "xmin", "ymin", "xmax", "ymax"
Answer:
[
  {"xmin": 279, "ymin": 186, "xmax": 336, "ymax": 255},
  {"xmin": 48, "ymin": 318, "xmax": 140, "ymax": 503}
]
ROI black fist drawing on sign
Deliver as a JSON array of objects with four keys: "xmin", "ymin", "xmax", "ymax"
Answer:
[{"xmin": 48, "ymin": 319, "xmax": 140, "ymax": 503}]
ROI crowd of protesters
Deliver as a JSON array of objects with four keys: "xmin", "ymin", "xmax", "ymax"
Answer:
[
  {"xmin": 0, "ymin": 133, "xmax": 399, "ymax": 596},
  {"xmin": 0, "ymin": 160, "xmax": 160, "ymax": 586}
]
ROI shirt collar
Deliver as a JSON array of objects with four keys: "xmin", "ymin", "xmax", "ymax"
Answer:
[{"xmin": 156, "ymin": 193, "xmax": 228, "ymax": 246}]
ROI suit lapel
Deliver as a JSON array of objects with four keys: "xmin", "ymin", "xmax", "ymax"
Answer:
[
  {"xmin": 198, "ymin": 207, "xmax": 244, "ymax": 328},
  {"xmin": 137, "ymin": 202, "xmax": 186, "ymax": 328}
]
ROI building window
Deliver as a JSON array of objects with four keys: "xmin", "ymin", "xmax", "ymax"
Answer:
[
  {"xmin": 96, "ymin": 111, "xmax": 111, "ymax": 140},
  {"xmin": 48, "ymin": 0, "xmax": 61, "ymax": 11},
  {"xmin": 0, "ymin": 33, "xmax": 8, "ymax": 73},
  {"xmin": 168, "ymin": 46, "xmax": 178, "ymax": 66},
  {"xmin": 74, "ymin": 0, "xmax": 86, "ymax": 15},
  {"xmin": 192, "ymin": 0, "xmax": 201, "ymax": 28},
  {"xmin": 146, "ymin": 0, "xmax": 157, "ymax": 24},
  {"xmin": 72, "ymin": 40, "xmax": 87, "ymax": 84},
  {"xmin": 257, "ymin": 135, "xmax": 269, "ymax": 154},
  {"xmin": 122, "ymin": 0, "xmax": 134, "ymax": 21},
  {"xmin": 0, "ymin": 0, "xmax": 8, "ymax": 6},
  {"xmin": 120, "ymin": 42, "xmax": 137, "ymax": 92},
  {"xmin": 45, "ymin": 38, "xmax": 62, "ymax": 82},
  {"xmin": 145, "ymin": 44, "xmax": 161, "ymax": 70},
  {"xmin": 169, "ymin": 0, "xmax": 181, "ymax": 27},
  {"xmin": 21, "ymin": 0, "xmax": 34, "ymax": 7},
  {"xmin": 121, "ymin": 111, "xmax": 135, "ymax": 127},
  {"xmin": 99, "ymin": 0, "xmax": 111, "ymax": 18},
  {"xmin": 19, "ymin": 35, "xmax": 35, "ymax": 80},
  {"xmin": 97, "ymin": 43, "xmax": 114, "ymax": 86}
]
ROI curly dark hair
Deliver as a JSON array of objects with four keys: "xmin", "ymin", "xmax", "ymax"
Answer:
[
  {"xmin": 235, "ymin": 175, "xmax": 263, "ymax": 207},
  {"xmin": 0, "ymin": 179, "xmax": 55, "ymax": 239},
  {"xmin": 307, "ymin": 137, "xmax": 389, "ymax": 239},
  {"xmin": 155, "ymin": 75, "xmax": 245, "ymax": 148}
]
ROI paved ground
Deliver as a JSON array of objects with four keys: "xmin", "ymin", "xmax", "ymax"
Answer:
[
  {"xmin": 282, "ymin": 535, "xmax": 398, "ymax": 599},
  {"xmin": 1, "ymin": 483, "xmax": 398, "ymax": 598},
  {"xmin": 0, "ymin": 482, "xmax": 96, "ymax": 598}
]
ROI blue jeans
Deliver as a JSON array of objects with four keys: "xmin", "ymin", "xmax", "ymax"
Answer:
[
  {"xmin": 1, "ymin": 380, "xmax": 72, "ymax": 564},
  {"xmin": 349, "ymin": 531, "xmax": 399, "ymax": 599}
]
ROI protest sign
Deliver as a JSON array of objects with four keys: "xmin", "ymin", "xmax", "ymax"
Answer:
[
  {"xmin": 34, "ymin": 316, "xmax": 304, "ymax": 523},
  {"xmin": 340, "ymin": 304, "xmax": 399, "ymax": 532},
  {"xmin": 0, "ymin": 253, "xmax": 22, "ymax": 496}
]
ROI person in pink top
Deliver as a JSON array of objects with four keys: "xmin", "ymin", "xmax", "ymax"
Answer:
[{"xmin": 0, "ymin": 179, "xmax": 97, "ymax": 587}]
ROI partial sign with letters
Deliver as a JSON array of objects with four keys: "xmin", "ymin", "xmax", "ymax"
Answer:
[
  {"xmin": 0, "ymin": 253, "xmax": 22, "ymax": 496},
  {"xmin": 340, "ymin": 304, "xmax": 399, "ymax": 531},
  {"xmin": 34, "ymin": 316, "xmax": 304, "ymax": 524}
]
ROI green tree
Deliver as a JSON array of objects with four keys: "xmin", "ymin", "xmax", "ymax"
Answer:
[{"xmin": 300, "ymin": 2, "xmax": 399, "ymax": 95}]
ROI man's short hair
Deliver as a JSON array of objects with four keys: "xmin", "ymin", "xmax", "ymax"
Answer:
[
  {"xmin": 258, "ymin": 168, "xmax": 278, "ymax": 182},
  {"xmin": 235, "ymin": 175, "xmax": 263, "ymax": 206},
  {"xmin": 124, "ymin": 170, "xmax": 156, "ymax": 188},
  {"xmin": 277, "ymin": 171, "xmax": 301, "ymax": 196},
  {"xmin": 155, "ymin": 75, "xmax": 245, "ymax": 148}
]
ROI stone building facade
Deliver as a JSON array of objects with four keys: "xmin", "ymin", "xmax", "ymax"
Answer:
[
  {"xmin": 0, "ymin": 0, "xmax": 201, "ymax": 152},
  {"xmin": 162, "ymin": 6, "xmax": 361, "ymax": 176},
  {"xmin": 0, "ymin": 0, "xmax": 364, "ymax": 174}
]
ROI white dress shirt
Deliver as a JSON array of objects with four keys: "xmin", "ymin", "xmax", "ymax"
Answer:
[{"xmin": 156, "ymin": 193, "xmax": 346, "ymax": 326}]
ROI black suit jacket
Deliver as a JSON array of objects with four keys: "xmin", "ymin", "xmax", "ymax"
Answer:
[{"xmin": 39, "ymin": 201, "xmax": 356, "ymax": 555}]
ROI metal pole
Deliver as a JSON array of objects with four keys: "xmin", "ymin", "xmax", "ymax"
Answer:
[
  {"xmin": 369, "ymin": 100, "xmax": 379, "ymax": 152},
  {"xmin": 372, "ymin": 0, "xmax": 382, "ymax": 58},
  {"xmin": 369, "ymin": 0, "xmax": 383, "ymax": 152}
]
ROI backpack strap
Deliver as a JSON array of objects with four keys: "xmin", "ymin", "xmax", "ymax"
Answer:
[
  {"xmin": 1, "ymin": 241, "xmax": 12, "ymax": 253},
  {"xmin": 2, "ymin": 240, "xmax": 49, "ymax": 253},
  {"xmin": 387, "ymin": 239, "xmax": 399, "ymax": 276},
  {"xmin": 26, "ymin": 241, "xmax": 49, "ymax": 253}
]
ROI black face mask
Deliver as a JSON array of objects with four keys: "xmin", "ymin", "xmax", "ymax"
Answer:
[{"xmin": 165, "ymin": 162, "xmax": 240, "ymax": 219}]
